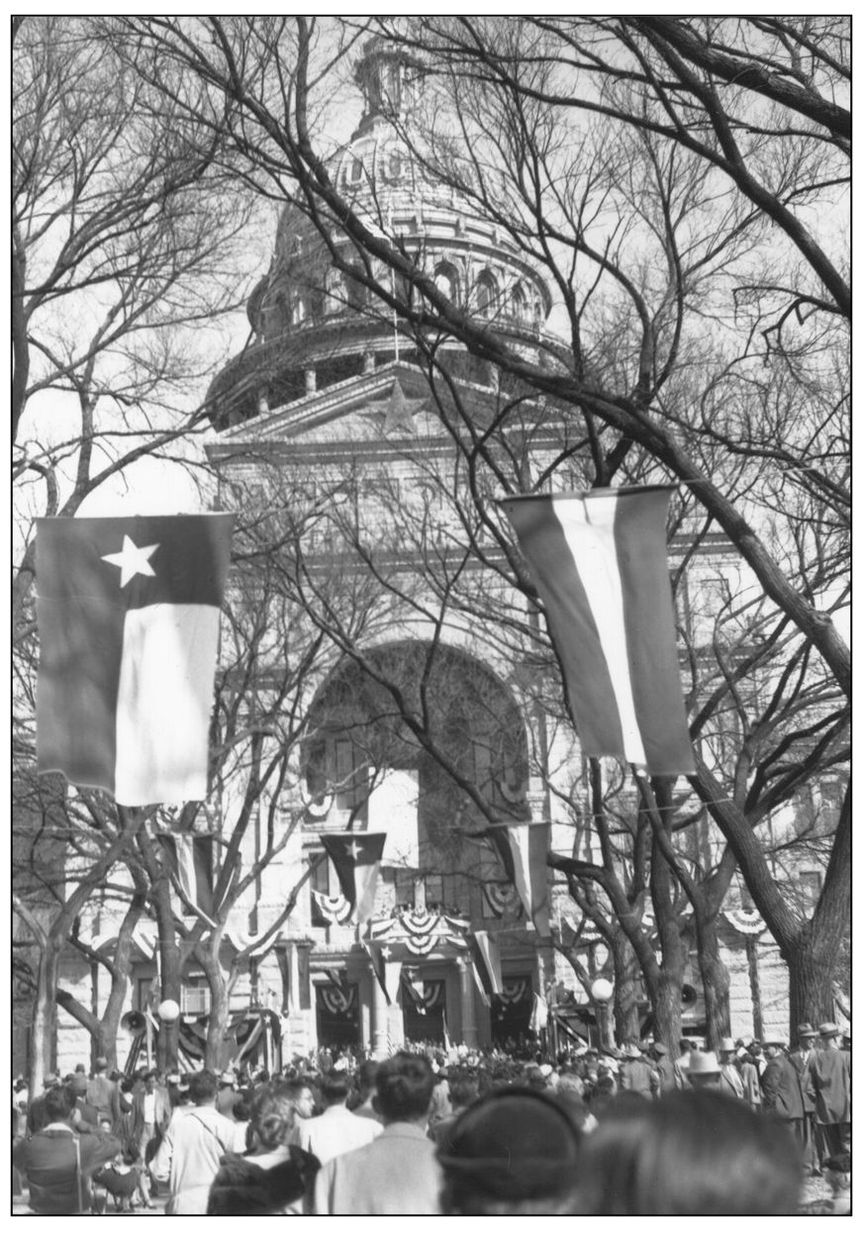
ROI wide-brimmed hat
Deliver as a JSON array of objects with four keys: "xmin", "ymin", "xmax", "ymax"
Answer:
[
  {"xmin": 653, "ymin": 1043, "xmax": 668, "ymax": 1056},
  {"xmin": 94, "ymin": 1056, "xmax": 109, "ymax": 1070},
  {"xmin": 797, "ymin": 1022, "xmax": 817, "ymax": 1037},
  {"xmin": 437, "ymin": 1088, "xmax": 581, "ymax": 1201},
  {"xmin": 763, "ymin": 1037, "xmax": 787, "ymax": 1049},
  {"xmin": 719, "ymin": 1037, "xmax": 736, "ymax": 1054},
  {"xmin": 623, "ymin": 1042, "xmax": 642, "ymax": 1059},
  {"xmin": 818, "ymin": 1022, "xmax": 840, "ymax": 1038},
  {"xmin": 687, "ymin": 1050, "xmax": 722, "ymax": 1076}
]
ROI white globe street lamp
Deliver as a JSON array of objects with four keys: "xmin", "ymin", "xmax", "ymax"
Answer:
[
  {"xmin": 589, "ymin": 978, "xmax": 614, "ymax": 1051},
  {"xmin": 157, "ymin": 998, "xmax": 181, "ymax": 1024}
]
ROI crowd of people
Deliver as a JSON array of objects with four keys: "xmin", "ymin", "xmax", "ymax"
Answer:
[{"xmin": 12, "ymin": 1019, "xmax": 850, "ymax": 1216}]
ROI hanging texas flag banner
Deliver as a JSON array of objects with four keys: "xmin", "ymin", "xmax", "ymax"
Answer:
[
  {"xmin": 321, "ymin": 832, "xmax": 387, "ymax": 925},
  {"xmin": 469, "ymin": 929, "xmax": 504, "ymax": 1004},
  {"xmin": 362, "ymin": 937, "xmax": 402, "ymax": 1005},
  {"xmin": 485, "ymin": 821, "xmax": 552, "ymax": 938},
  {"xmin": 36, "ymin": 514, "xmax": 233, "ymax": 806},
  {"xmin": 500, "ymin": 487, "xmax": 694, "ymax": 776}
]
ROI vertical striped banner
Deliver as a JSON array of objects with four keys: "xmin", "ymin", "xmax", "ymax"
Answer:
[{"xmin": 501, "ymin": 487, "xmax": 694, "ymax": 776}]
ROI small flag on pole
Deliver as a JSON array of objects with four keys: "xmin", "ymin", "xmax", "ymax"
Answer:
[
  {"xmin": 321, "ymin": 832, "xmax": 386, "ymax": 924},
  {"xmin": 500, "ymin": 487, "xmax": 694, "ymax": 775},
  {"xmin": 485, "ymin": 822, "xmax": 552, "ymax": 937},
  {"xmin": 36, "ymin": 514, "xmax": 233, "ymax": 806}
]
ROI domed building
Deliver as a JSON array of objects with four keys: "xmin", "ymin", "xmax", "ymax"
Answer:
[{"xmin": 206, "ymin": 36, "xmax": 564, "ymax": 432}]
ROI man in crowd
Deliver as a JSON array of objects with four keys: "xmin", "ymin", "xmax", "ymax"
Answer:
[
  {"xmin": 649, "ymin": 1042, "xmax": 676, "ymax": 1096},
  {"xmin": 290, "ymin": 1063, "xmax": 380, "ymax": 1163},
  {"xmin": 619, "ymin": 1041, "xmax": 654, "ymax": 1097},
  {"xmin": 437, "ymin": 1088, "xmax": 582, "ymax": 1215},
  {"xmin": 150, "ymin": 1070, "xmax": 238, "ymax": 1214},
  {"xmin": 428, "ymin": 1068, "xmax": 481, "ymax": 1149},
  {"xmin": 806, "ymin": 1022, "xmax": 851, "ymax": 1159},
  {"xmin": 314, "ymin": 1052, "xmax": 441, "ymax": 1214},
  {"xmin": 85, "ymin": 1057, "xmax": 121, "ymax": 1131},
  {"xmin": 131, "ymin": 1069, "xmax": 171, "ymax": 1207},
  {"xmin": 789, "ymin": 1022, "xmax": 820, "ymax": 1172},
  {"xmin": 673, "ymin": 1039, "xmax": 694, "ymax": 1089},
  {"xmin": 686, "ymin": 1050, "xmax": 723, "ymax": 1092},
  {"xmin": 760, "ymin": 1038, "xmax": 806, "ymax": 1147},
  {"xmin": 14, "ymin": 1083, "xmax": 120, "ymax": 1214},
  {"xmin": 348, "ymin": 1060, "xmax": 381, "ymax": 1123},
  {"xmin": 27, "ymin": 1073, "xmax": 62, "ymax": 1135},
  {"xmin": 718, "ymin": 1038, "xmax": 746, "ymax": 1101}
]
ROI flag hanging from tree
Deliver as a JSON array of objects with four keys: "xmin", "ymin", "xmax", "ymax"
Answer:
[
  {"xmin": 321, "ymin": 832, "xmax": 387, "ymax": 924},
  {"xmin": 157, "ymin": 833, "xmax": 216, "ymax": 921},
  {"xmin": 36, "ymin": 514, "xmax": 233, "ymax": 806},
  {"xmin": 500, "ymin": 487, "xmax": 694, "ymax": 776},
  {"xmin": 485, "ymin": 821, "xmax": 552, "ymax": 937}
]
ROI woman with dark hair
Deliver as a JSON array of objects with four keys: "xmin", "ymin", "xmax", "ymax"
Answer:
[
  {"xmin": 206, "ymin": 1082, "xmax": 320, "ymax": 1215},
  {"xmin": 576, "ymin": 1088, "xmax": 802, "ymax": 1215}
]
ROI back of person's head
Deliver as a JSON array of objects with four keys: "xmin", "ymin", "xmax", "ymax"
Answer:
[
  {"xmin": 577, "ymin": 1089, "xmax": 801, "ymax": 1215},
  {"xmin": 318, "ymin": 1072, "xmax": 351, "ymax": 1107},
  {"xmin": 375, "ymin": 1052, "xmax": 435, "ymax": 1123},
  {"xmin": 188, "ymin": 1070, "xmax": 219, "ymax": 1106},
  {"xmin": 448, "ymin": 1069, "xmax": 480, "ymax": 1111},
  {"xmin": 438, "ymin": 1088, "xmax": 581, "ymax": 1215},
  {"xmin": 44, "ymin": 1085, "xmax": 75, "ymax": 1123},
  {"xmin": 250, "ymin": 1084, "xmax": 297, "ymax": 1150}
]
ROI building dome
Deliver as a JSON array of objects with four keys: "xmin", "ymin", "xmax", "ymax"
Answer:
[{"xmin": 209, "ymin": 38, "xmax": 564, "ymax": 429}]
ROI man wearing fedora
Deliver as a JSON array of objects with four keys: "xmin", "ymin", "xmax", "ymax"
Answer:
[
  {"xmin": 619, "ymin": 1041, "xmax": 655, "ymax": 1098},
  {"xmin": 789, "ymin": 1023, "xmax": 820, "ymax": 1171},
  {"xmin": 806, "ymin": 1022, "xmax": 851, "ymax": 1159},
  {"xmin": 686, "ymin": 1051, "xmax": 723, "ymax": 1091},
  {"xmin": 761, "ymin": 1038, "xmax": 806, "ymax": 1147},
  {"xmin": 718, "ymin": 1039, "xmax": 745, "ymax": 1102}
]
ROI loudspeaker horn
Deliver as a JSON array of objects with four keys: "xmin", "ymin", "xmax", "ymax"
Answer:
[{"xmin": 120, "ymin": 1010, "xmax": 147, "ymax": 1035}]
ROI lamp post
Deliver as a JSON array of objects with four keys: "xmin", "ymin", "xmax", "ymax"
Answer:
[{"xmin": 590, "ymin": 978, "xmax": 614, "ymax": 1052}]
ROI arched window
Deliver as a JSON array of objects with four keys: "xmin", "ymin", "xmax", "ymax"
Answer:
[
  {"xmin": 510, "ymin": 282, "xmax": 527, "ymax": 320},
  {"xmin": 433, "ymin": 263, "xmax": 460, "ymax": 305},
  {"xmin": 475, "ymin": 270, "xmax": 498, "ymax": 318},
  {"xmin": 290, "ymin": 294, "xmax": 307, "ymax": 326}
]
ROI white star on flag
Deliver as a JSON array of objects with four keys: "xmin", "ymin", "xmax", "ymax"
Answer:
[
  {"xmin": 381, "ymin": 945, "xmax": 393, "ymax": 960},
  {"xmin": 101, "ymin": 535, "xmax": 159, "ymax": 587},
  {"xmin": 346, "ymin": 840, "xmax": 362, "ymax": 861}
]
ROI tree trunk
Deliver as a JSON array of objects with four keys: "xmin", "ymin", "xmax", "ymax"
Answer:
[
  {"xmin": 199, "ymin": 946, "xmax": 230, "ymax": 1071},
  {"xmin": 610, "ymin": 932, "xmax": 642, "ymax": 1043},
  {"xmin": 783, "ymin": 928, "xmax": 838, "ymax": 1032},
  {"xmin": 696, "ymin": 915, "xmax": 731, "ymax": 1050},
  {"xmin": 30, "ymin": 944, "xmax": 60, "ymax": 1096}
]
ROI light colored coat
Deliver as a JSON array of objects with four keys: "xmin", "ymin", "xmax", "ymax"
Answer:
[
  {"xmin": 314, "ymin": 1121, "xmax": 442, "ymax": 1215},
  {"xmin": 290, "ymin": 1103, "xmax": 380, "ymax": 1164},
  {"xmin": 150, "ymin": 1104, "xmax": 237, "ymax": 1214}
]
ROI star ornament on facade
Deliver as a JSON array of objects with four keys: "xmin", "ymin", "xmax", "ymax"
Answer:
[
  {"xmin": 363, "ymin": 380, "xmax": 427, "ymax": 436},
  {"xmin": 101, "ymin": 535, "xmax": 159, "ymax": 587}
]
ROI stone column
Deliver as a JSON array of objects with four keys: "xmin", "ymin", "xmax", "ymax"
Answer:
[
  {"xmin": 371, "ymin": 963, "xmax": 389, "ymax": 1059},
  {"xmin": 458, "ymin": 958, "xmax": 479, "ymax": 1047}
]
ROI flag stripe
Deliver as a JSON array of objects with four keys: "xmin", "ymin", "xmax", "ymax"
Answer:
[
  {"xmin": 501, "ymin": 494, "xmax": 625, "ymax": 759},
  {"xmin": 36, "ymin": 591, "xmax": 122, "ymax": 793},
  {"xmin": 614, "ymin": 490, "xmax": 694, "ymax": 775},
  {"xmin": 114, "ymin": 604, "xmax": 221, "ymax": 804},
  {"xmin": 502, "ymin": 488, "xmax": 693, "ymax": 775},
  {"xmin": 555, "ymin": 494, "xmax": 645, "ymax": 763}
]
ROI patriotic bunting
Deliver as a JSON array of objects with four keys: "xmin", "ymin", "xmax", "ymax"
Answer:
[
  {"xmin": 500, "ymin": 487, "xmax": 694, "ymax": 776},
  {"xmin": 36, "ymin": 514, "xmax": 233, "ymax": 805},
  {"xmin": 320, "ymin": 832, "xmax": 386, "ymax": 924}
]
